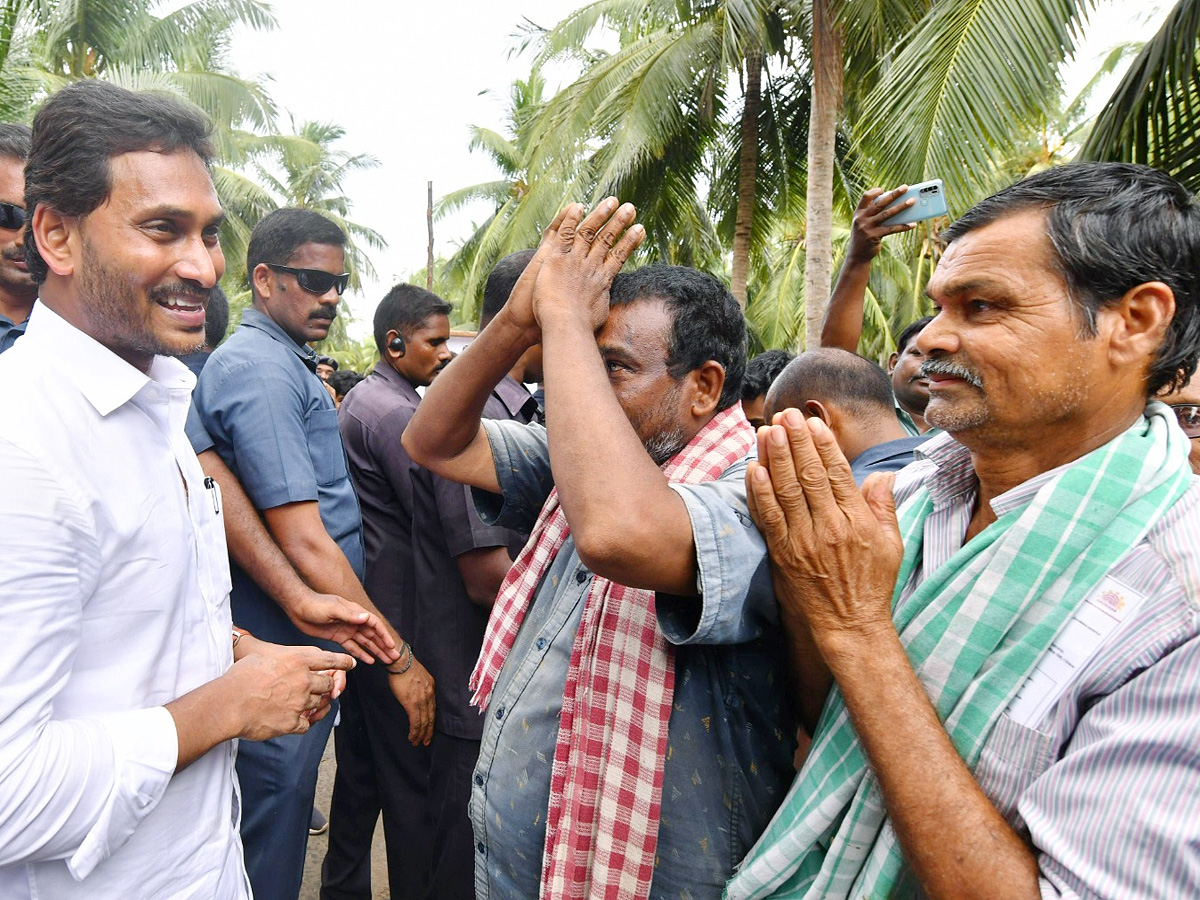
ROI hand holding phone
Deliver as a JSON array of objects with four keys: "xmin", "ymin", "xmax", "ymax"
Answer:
[{"xmin": 882, "ymin": 179, "xmax": 948, "ymax": 226}]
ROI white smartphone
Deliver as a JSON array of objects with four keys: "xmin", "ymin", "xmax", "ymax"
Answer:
[{"xmin": 884, "ymin": 179, "xmax": 948, "ymax": 225}]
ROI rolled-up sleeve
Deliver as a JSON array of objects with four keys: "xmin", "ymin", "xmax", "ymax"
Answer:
[
  {"xmin": 471, "ymin": 418, "xmax": 553, "ymax": 533},
  {"xmin": 656, "ymin": 459, "xmax": 776, "ymax": 646},
  {"xmin": 0, "ymin": 443, "xmax": 179, "ymax": 878}
]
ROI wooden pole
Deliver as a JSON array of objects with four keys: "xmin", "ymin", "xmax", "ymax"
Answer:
[{"xmin": 426, "ymin": 180, "xmax": 434, "ymax": 291}]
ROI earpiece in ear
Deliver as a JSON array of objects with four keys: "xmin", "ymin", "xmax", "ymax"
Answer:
[{"xmin": 389, "ymin": 333, "xmax": 406, "ymax": 357}]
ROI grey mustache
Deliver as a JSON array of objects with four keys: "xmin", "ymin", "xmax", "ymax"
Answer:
[{"xmin": 919, "ymin": 358, "xmax": 983, "ymax": 389}]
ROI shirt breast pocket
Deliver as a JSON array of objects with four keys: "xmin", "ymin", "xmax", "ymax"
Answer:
[
  {"xmin": 973, "ymin": 713, "xmax": 1059, "ymax": 830},
  {"xmin": 306, "ymin": 407, "xmax": 347, "ymax": 487}
]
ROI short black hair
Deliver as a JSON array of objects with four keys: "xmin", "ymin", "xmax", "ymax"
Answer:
[
  {"xmin": 205, "ymin": 284, "xmax": 229, "ymax": 349},
  {"xmin": 895, "ymin": 316, "xmax": 933, "ymax": 355},
  {"xmin": 23, "ymin": 80, "xmax": 215, "ymax": 284},
  {"xmin": 481, "ymin": 249, "xmax": 536, "ymax": 329},
  {"xmin": 768, "ymin": 348, "xmax": 896, "ymax": 420},
  {"xmin": 742, "ymin": 349, "xmax": 795, "ymax": 402},
  {"xmin": 373, "ymin": 283, "xmax": 452, "ymax": 356},
  {"xmin": 328, "ymin": 369, "xmax": 364, "ymax": 398},
  {"xmin": 0, "ymin": 123, "xmax": 31, "ymax": 162},
  {"xmin": 246, "ymin": 208, "xmax": 347, "ymax": 299},
  {"xmin": 944, "ymin": 162, "xmax": 1200, "ymax": 395},
  {"xmin": 609, "ymin": 264, "xmax": 747, "ymax": 411}
]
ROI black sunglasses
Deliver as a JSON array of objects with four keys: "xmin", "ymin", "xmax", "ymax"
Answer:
[
  {"xmin": 1169, "ymin": 403, "xmax": 1200, "ymax": 439},
  {"xmin": 267, "ymin": 263, "xmax": 350, "ymax": 296},
  {"xmin": 0, "ymin": 201, "xmax": 27, "ymax": 231}
]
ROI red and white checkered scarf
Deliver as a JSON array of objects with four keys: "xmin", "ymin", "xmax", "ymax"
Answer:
[{"xmin": 470, "ymin": 405, "xmax": 755, "ymax": 900}]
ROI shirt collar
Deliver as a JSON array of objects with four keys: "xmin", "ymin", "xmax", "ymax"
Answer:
[
  {"xmin": 850, "ymin": 435, "xmax": 929, "ymax": 469},
  {"xmin": 240, "ymin": 307, "xmax": 319, "ymax": 370},
  {"xmin": 25, "ymin": 302, "xmax": 195, "ymax": 416},
  {"xmin": 370, "ymin": 359, "xmax": 422, "ymax": 403},
  {"xmin": 492, "ymin": 374, "xmax": 535, "ymax": 418}
]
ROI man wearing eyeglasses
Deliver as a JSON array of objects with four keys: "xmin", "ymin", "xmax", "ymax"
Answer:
[
  {"xmin": 189, "ymin": 208, "xmax": 434, "ymax": 900},
  {"xmin": 0, "ymin": 124, "xmax": 36, "ymax": 354},
  {"xmin": 1163, "ymin": 373, "xmax": 1200, "ymax": 474}
]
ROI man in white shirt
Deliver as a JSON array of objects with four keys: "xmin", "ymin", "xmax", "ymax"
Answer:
[{"xmin": 0, "ymin": 79, "xmax": 355, "ymax": 899}]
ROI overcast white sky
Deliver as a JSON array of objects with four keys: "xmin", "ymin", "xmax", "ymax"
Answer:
[{"xmin": 226, "ymin": 0, "xmax": 1170, "ymax": 337}]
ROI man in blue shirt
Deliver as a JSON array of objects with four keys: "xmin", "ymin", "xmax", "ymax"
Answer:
[
  {"xmin": 764, "ymin": 348, "xmax": 928, "ymax": 485},
  {"xmin": 190, "ymin": 208, "xmax": 434, "ymax": 900},
  {"xmin": 0, "ymin": 124, "xmax": 36, "ymax": 354},
  {"xmin": 404, "ymin": 201, "xmax": 795, "ymax": 900}
]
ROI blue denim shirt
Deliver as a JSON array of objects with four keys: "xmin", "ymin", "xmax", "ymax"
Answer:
[
  {"xmin": 0, "ymin": 310, "xmax": 29, "ymax": 355},
  {"xmin": 187, "ymin": 307, "xmax": 363, "ymax": 644},
  {"xmin": 469, "ymin": 419, "xmax": 795, "ymax": 900}
]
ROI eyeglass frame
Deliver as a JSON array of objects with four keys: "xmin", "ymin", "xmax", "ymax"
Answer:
[
  {"xmin": 1167, "ymin": 403, "xmax": 1200, "ymax": 439},
  {"xmin": 266, "ymin": 263, "xmax": 350, "ymax": 297},
  {"xmin": 0, "ymin": 201, "xmax": 27, "ymax": 231}
]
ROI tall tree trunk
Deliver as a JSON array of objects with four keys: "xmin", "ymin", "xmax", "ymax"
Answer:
[
  {"xmin": 804, "ymin": 0, "xmax": 842, "ymax": 349},
  {"xmin": 731, "ymin": 47, "xmax": 762, "ymax": 310},
  {"xmin": 426, "ymin": 180, "xmax": 435, "ymax": 292}
]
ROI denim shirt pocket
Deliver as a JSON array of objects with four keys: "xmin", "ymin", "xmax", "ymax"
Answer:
[
  {"xmin": 974, "ymin": 712, "xmax": 1059, "ymax": 832},
  {"xmin": 306, "ymin": 406, "xmax": 346, "ymax": 487}
]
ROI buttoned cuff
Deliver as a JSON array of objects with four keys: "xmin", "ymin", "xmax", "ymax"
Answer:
[{"xmin": 67, "ymin": 707, "xmax": 178, "ymax": 881}]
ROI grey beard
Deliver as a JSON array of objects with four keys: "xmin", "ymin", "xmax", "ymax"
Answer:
[{"xmin": 644, "ymin": 427, "xmax": 687, "ymax": 466}]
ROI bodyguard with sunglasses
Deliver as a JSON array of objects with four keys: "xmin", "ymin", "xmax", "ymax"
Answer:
[
  {"xmin": 189, "ymin": 208, "xmax": 434, "ymax": 900},
  {"xmin": 0, "ymin": 124, "xmax": 36, "ymax": 354}
]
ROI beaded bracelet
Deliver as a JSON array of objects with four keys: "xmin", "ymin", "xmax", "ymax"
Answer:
[{"xmin": 385, "ymin": 640, "xmax": 414, "ymax": 676}]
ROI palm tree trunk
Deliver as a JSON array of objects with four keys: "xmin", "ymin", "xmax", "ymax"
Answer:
[
  {"xmin": 804, "ymin": 0, "xmax": 843, "ymax": 349},
  {"xmin": 731, "ymin": 47, "xmax": 763, "ymax": 310}
]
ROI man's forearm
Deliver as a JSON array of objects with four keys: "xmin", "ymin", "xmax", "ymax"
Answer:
[
  {"xmin": 198, "ymin": 449, "xmax": 307, "ymax": 609},
  {"xmin": 823, "ymin": 630, "xmax": 1040, "ymax": 900},
  {"xmin": 405, "ymin": 308, "xmax": 534, "ymax": 485},
  {"xmin": 819, "ymin": 256, "xmax": 872, "ymax": 351},
  {"xmin": 538, "ymin": 311, "xmax": 696, "ymax": 594}
]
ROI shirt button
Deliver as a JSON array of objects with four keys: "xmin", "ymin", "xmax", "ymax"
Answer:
[
  {"xmin": 495, "ymin": 706, "xmax": 505, "ymax": 720},
  {"xmin": 535, "ymin": 637, "xmax": 547, "ymax": 651},
  {"xmin": 575, "ymin": 569, "xmax": 589, "ymax": 584},
  {"xmin": 474, "ymin": 773, "xmax": 484, "ymax": 786},
  {"xmin": 477, "ymin": 841, "xmax": 485, "ymax": 854}
]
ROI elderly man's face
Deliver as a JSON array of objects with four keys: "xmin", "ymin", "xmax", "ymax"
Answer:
[
  {"xmin": 598, "ymin": 297, "xmax": 691, "ymax": 465},
  {"xmin": 72, "ymin": 149, "xmax": 224, "ymax": 371},
  {"xmin": 918, "ymin": 209, "xmax": 1113, "ymax": 449}
]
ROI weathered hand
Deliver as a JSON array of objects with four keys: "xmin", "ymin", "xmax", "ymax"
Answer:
[
  {"xmin": 531, "ymin": 197, "xmax": 645, "ymax": 332},
  {"xmin": 746, "ymin": 410, "xmax": 904, "ymax": 656},
  {"xmin": 284, "ymin": 590, "xmax": 398, "ymax": 665},
  {"xmin": 226, "ymin": 640, "xmax": 356, "ymax": 741},
  {"xmin": 388, "ymin": 657, "xmax": 436, "ymax": 747},
  {"xmin": 846, "ymin": 186, "xmax": 917, "ymax": 266}
]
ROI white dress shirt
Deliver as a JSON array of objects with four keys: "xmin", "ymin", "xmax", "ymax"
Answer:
[{"xmin": 0, "ymin": 304, "xmax": 248, "ymax": 898}]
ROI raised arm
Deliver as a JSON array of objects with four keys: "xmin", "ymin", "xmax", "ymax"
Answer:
[
  {"xmin": 403, "ymin": 238, "xmax": 550, "ymax": 491},
  {"xmin": 821, "ymin": 187, "xmax": 914, "ymax": 351}
]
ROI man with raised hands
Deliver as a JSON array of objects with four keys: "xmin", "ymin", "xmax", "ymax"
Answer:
[{"xmin": 403, "ymin": 201, "xmax": 795, "ymax": 900}]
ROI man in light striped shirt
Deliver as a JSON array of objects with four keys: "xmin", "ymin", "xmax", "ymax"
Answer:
[{"xmin": 731, "ymin": 163, "xmax": 1200, "ymax": 900}]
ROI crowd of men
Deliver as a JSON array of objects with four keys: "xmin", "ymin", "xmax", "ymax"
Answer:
[{"xmin": 1, "ymin": 79, "xmax": 1198, "ymax": 900}]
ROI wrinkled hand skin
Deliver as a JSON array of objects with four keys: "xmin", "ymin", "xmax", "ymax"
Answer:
[
  {"xmin": 745, "ymin": 409, "xmax": 904, "ymax": 655},
  {"xmin": 285, "ymin": 590, "xmax": 399, "ymax": 665},
  {"xmin": 530, "ymin": 197, "xmax": 645, "ymax": 333},
  {"xmin": 227, "ymin": 640, "xmax": 356, "ymax": 741},
  {"xmin": 389, "ymin": 656, "xmax": 436, "ymax": 746},
  {"xmin": 846, "ymin": 186, "xmax": 918, "ymax": 266}
]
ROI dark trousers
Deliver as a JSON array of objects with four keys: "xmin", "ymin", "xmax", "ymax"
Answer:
[
  {"xmin": 426, "ymin": 732, "xmax": 482, "ymax": 900},
  {"xmin": 237, "ymin": 708, "xmax": 336, "ymax": 900},
  {"xmin": 320, "ymin": 662, "xmax": 432, "ymax": 900}
]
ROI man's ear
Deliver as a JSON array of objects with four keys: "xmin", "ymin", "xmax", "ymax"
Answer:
[
  {"xmin": 886, "ymin": 351, "xmax": 899, "ymax": 374},
  {"xmin": 688, "ymin": 360, "xmax": 726, "ymax": 418},
  {"xmin": 250, "ymin": 262, "xmax": 275, "ymax": 302},
  {"xmin": 1102, "ymin": 281, "xmax": 1174, "ymax": 373},
  {"xmin": 804, "ymin": 399, "xmax": 831, "ymax": 424},
  {"xmin": 32, "ymin": 205, "xmax": 76, "ymax": 277}
]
